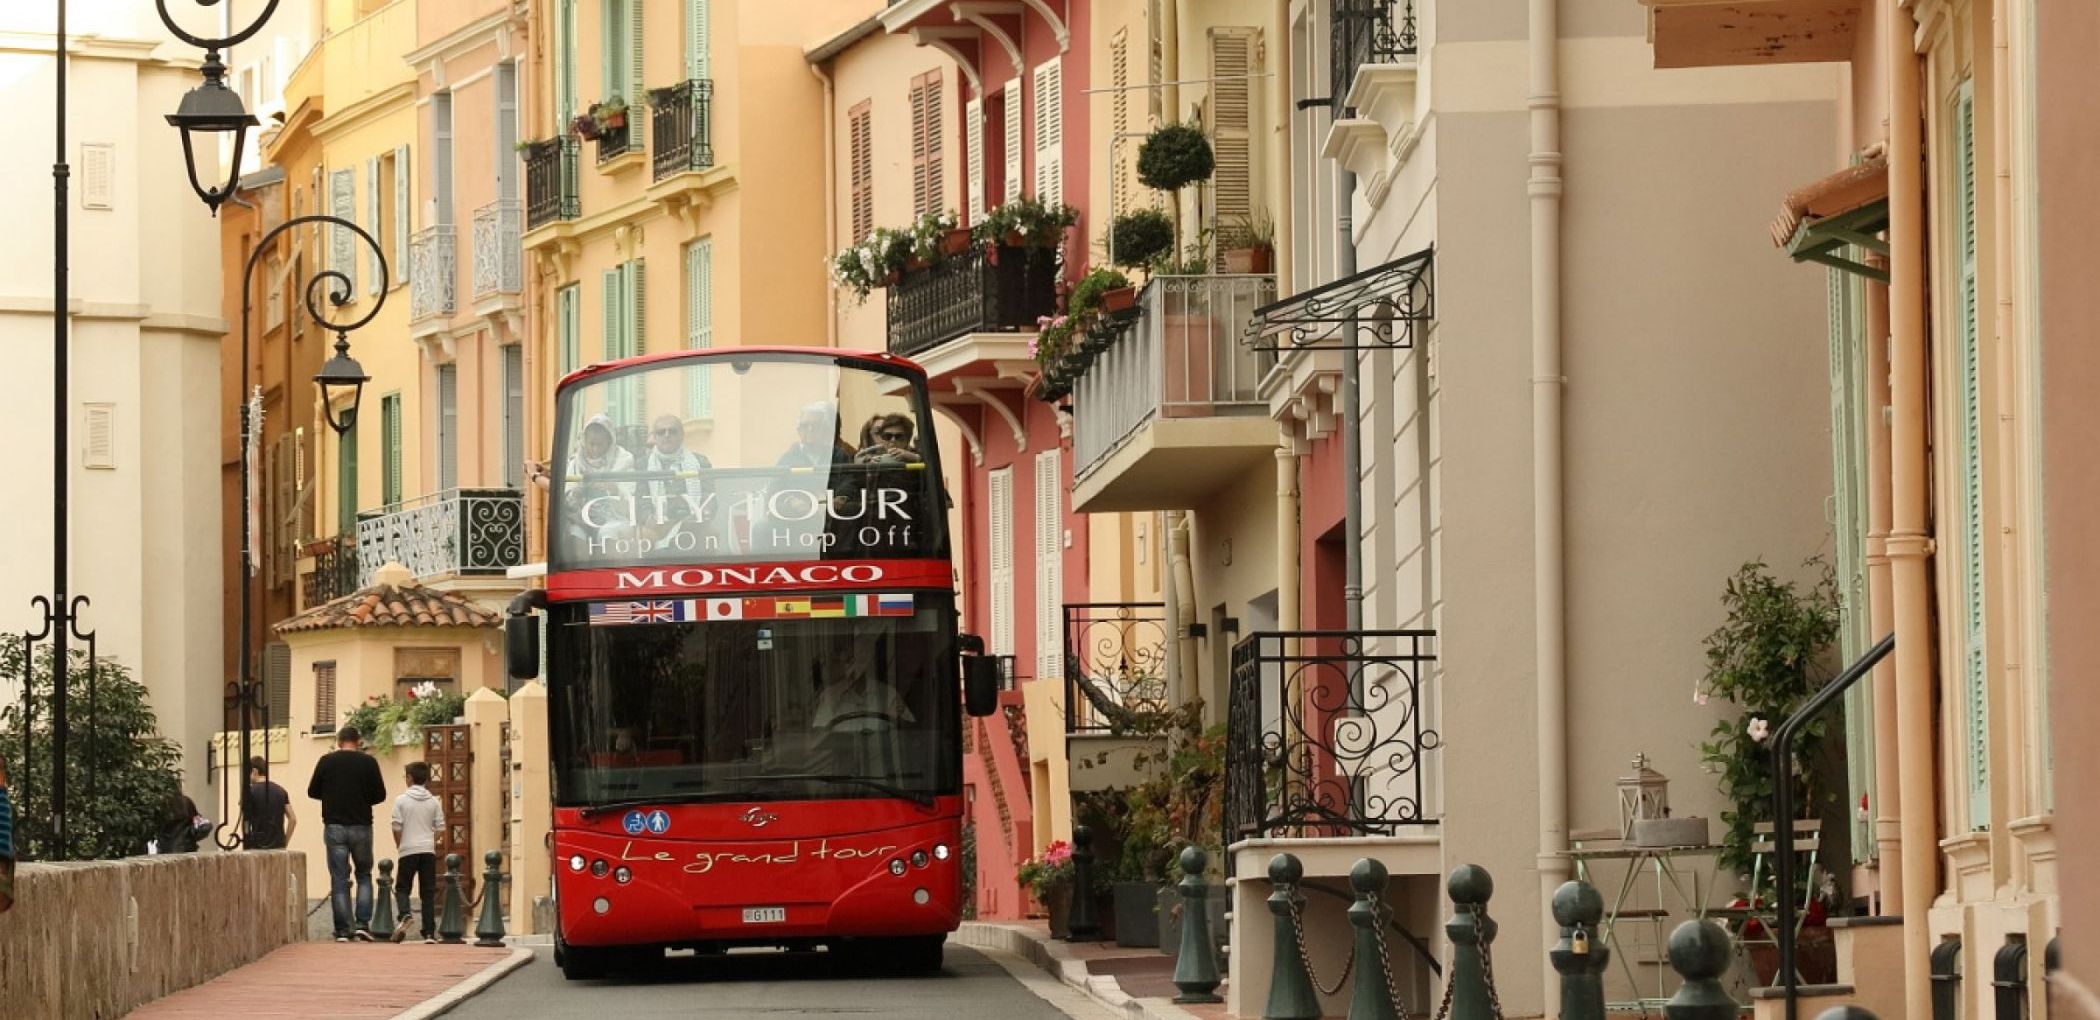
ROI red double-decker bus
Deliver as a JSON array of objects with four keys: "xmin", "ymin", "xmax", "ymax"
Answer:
[{"xmin": 504, "ymin": 348, "xmax": 999, "ymax": 980}]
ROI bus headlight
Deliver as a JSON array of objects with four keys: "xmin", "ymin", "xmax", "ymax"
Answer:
[
  {"xmin": 591, "ymin": 859, "xmax": 609, "ymax": 878},
  {"xmin": 913, "ymin": 888, "xmax": 931, "ymax": 905},
  {"xmin": 569, "ymin": 855, "xmax": 587, "ymax": 872},
  {"xmin": 593, "ymin": 897, "xmax": 611, "ymax": 915},
  {"xmin": 911, "ymin": 850, "xmax": 929, "ymax": 869},
  {"xmin": 889, "ymin": 859, "xmax": 907, "ymax": 877},
  {"xmin": 932, "ymin": 844, "xmax": 951, "ymax": 861}
]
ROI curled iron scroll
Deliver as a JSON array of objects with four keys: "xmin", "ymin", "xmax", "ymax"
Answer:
[
  {"xmin": 244, "ymin": 213, "xmax": 391, "ymax": 333},
  {"xmin": 155, "ymin": 0, "xmax": 285, "ymax": 54}
]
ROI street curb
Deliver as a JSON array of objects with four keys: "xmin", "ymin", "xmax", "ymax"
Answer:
[
  {"xmin": 390, "ymin": 947, "xmax": 534, "ymax": 1020},
  {"xmin": 957, "ymin": 922, "xmax": 1209, "ymax": 1020}
]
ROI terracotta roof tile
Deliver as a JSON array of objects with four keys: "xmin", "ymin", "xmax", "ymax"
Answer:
[{"xmin": 275, "ymin": 580, "xmax": 503, "ymax": 634}]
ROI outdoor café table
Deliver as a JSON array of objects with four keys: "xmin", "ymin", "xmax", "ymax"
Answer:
[{"xmin": 1567, "ymin": 841, "xmax": 1728, "ymax": 1012}]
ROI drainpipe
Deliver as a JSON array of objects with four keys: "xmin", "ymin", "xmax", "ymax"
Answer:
[
  {"xmin": 1167, "ymin": 510, "xmax": 1201, "ymax": 710},
  {"xmin": 1863, "ymin": 251, "xmax": 1902, "ymax": 914},
  {"xmin": 1989, "ymin": 0, "xmax": 2026, "ymax": 861},
  {"xmin": 1271, "ymin": 0, "xmax": 1293, "ymax": 295},
  {"xmin": 810, "ymin": 60, "xmax": 839, "ymax": 347},
  {"xmin": 1277, "ymin": 441, "xmax": 1300, "ymax": 634},
  {"xmin": 1337, "ymin": 161, "xmax": 1362, "ymax": 633},
  {"xmin": 1884, "ymin": 1, "xmax": 1938, "ymax": 1017},
  {"xmin": 1528, "ymin": 0, "xmax": 1571, "ymax": 984}
]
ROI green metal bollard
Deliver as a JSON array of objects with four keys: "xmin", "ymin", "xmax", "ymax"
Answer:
[
  {"xmin": 1445, "ymin": 865, "xmax": 1499, "ymax": 1020},
  {"xmin": 1262, "ymin": 853, "xmax": 1318, "ymax": 1019},
  {"xmin": 1172, "ymin": 845, "xmax": 1224, "ymax": 1004},
  {"xmin": 438, "ymin": 853, "xmax": 467, "ymax": 944},
  {"xmin": 1066, "ymin": 823, "xmax": 1102, "ymax": 941},
  {"xmin": 371, "ymin": 858, "xmax": 397, "ymax": 938},
  {"xmin": 474, "ymin": 850, "xmax": 507, "ymax": 947},
  {"xmin": 1662, "ymin": 919, "xmax": 1737, "ymax": 1020},
  {"xmin": 1348, "ymin": 857, "xmax": 1400, "ymax": 1020},
  {"xmin": 1550, "ymin": 880, "xmax": 1611, "ymax": 1020}
]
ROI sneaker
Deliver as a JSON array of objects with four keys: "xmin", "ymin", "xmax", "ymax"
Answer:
[
  {"xmin": 351, "ymin": 929, "xmax": 376, "ymax": 942},
  {"xmin": 391, "ymin": 916, "xmax": 413, "ymax": 943},
  {"xmin": 334, "ymin": 936, "xmax": 350, "ymax": 943},
  {"xmin": 422, "ymin": 936, "xmax": 438, "ymax": 944}
]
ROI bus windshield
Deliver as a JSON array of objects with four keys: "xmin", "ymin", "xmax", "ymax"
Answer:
[
  {"xmin": 548, "ymin": 597, "xmax": 961, "ymax": 806},
  {"xmin": 552, "ymin": 353, "xmax": 945, "ymax": 569}
]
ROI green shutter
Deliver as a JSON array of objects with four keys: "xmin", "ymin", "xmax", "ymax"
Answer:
[
  {"xmin": 557, "ymin": 284, "xmax": 580, "ymax": 374},
  {"xmin": 436, "ymin": 363, "xmax": 458, "ymax": 491},
  {"xmin": 629, "ymin": 0, "xmax": 646, "ymax": 118},
  {"xmin": 603, "ymin": 268, "xmax": 624, "ymax": 424},
  {"xmin": 685, "ymin": 238, "xmax": 713, "ymax": 417},
  {"xmin": 503, "ymin": 345, "xmax": 525, "ymax": 489},
  {"xmin": 382, "ymin": 393, "xmax": 403, "ymax": 508},
  {"xmin": 338, "ymin": 420, "xmax": 359, "ymax": 534},
  {"xmin": 1829, "ymin": 257, "xmax": 1877, "ymax": 861},
  {"xmin": 1953, "ymin": 83, "xmax": 1990, "ymax": 832},
  {"xmin": 602, "ymin": 0, "xmax": 627, "ymax": 103},
  {"xmin": 557, "ymin": 0, "xmax": 578, "ymax": 130},
  {"xmin": 622, "ymin": 258, "xmax": 646, "ymax": 425},
  {"xmin": 686, "ymin": 0, "xmax": 709, "ymax": 81}
]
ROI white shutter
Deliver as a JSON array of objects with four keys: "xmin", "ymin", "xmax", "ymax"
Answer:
[
  {"xmin": 437, "ymin": 363, "xmax": 458, "ymax": 490},
  {"xmin": 1034, "ymin": 449, "xmax": 1063, "ymax": 683},
  {"xmin": 965, "ymin": 97, "xmax": 986, "ymax": 224},
  {"xmin": 1003, "ymin": 76, "xmax": 1024, "ymax": 201},
  {"xmin": 628, "ymin": 257, "xmax": 648, "ymax": 352},
  {"xmin": 1111, "ymin": 33, "xmax": 1131, "ymax": 214},
  {"xmin": 433, "ymin": 94, "xmax": 454, "ymax": 225},
  {"xmin": 686, "ymin": 0, "xmax": 709, "ymax": 80},
  {"xmin": 494, "ymin": 66, "xmax": 518, "ymax": 202},
  {"xmin": 393, "ymin": 145, "xmax": 411, "ymax": 283},
  {"xmin": 367, "ymin": 155, "xmax": 383, "ymax": 296},
  {"xmin": 685, "ymin": 239, "xmax": 714, "ymax": 418},
  {"xmin": 602, "ymin": 268, "xmax": 623, "ymax": 423},
  {"xmin": 988, "ymin": 468, "xmax": 1014, "ymax": 657},
  {"xmin": 329, "ymin": 168, "xmax": 357, "ymax": 293},
  {"xmin": 1031, "ymin": 59, "xmax": 1062, "ymax": 203},
  {"xmin": 1209, "ymin": 29, "xmax": 1256, "ymax": 235}
]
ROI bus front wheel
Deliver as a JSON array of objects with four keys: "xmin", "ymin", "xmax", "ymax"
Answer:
[{"xmin": 556, "ymin": 935, "xmax": 610, "ymax": 981}]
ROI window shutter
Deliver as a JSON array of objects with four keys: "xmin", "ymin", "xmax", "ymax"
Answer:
[
  {"xmin": 264, "ymin": 642, "xmax": 292, "ymax": 726},
  {"xmin": 601, "ymin": 0, "xmax": 623, "ymax": 101},
  {"xmin": 367, "ymin": 155, "xmax": 383, "ymax": 296},
  {"xmin": 1031, "ymin": 60, "xmax": 1062, "ymax": 203},
  {"xmin": 503, "ymin": 346, "xmax": 525, "ymax": 489},
  {"xmin": 338, "ymin": 419, "xmax": 358, "ymax": 534},
  {"xmin": 1209, "ymin": 29, "xmax": 1256, "ymax": 237},
  {"xmin": 315, "ymin": 661, "xmax": 338, "ymax": 734},
  {"xmin": 495, "ymin": 66, "xmax": 518, "ymax": 203},
  {"xmin": 965, "ymin": 97, "xmax": 985, "ymax": 224},
  {"xmin": 433, "ymin": 94, "xmax": 454, "ymax": 226},
  {"xmin": 329, "ymin": 167, "xmax": 357, "ymax": 293},
  {"xmin": 629, "ymin": 257, "xmax": 647, "ymax": 352},
  {"xmin": 1952, "ymin": 84, "xmax": 1990, "ymax": 832},
  {"xmin": 557, "ymin": 284, "xmax": 580, "ymax": 374},
  {"xmin": 1111, "ymin": 33, "xmax": 1130, "ymax": 214},
  {"xmin": 437, "ymin": 363, "xmax": 458, "ymax": 490},
  {"xmin": 393, "ymin": 145, "xmax": 411, "ymax": 281},
  {"xmin": 848, "ymin": 103, "xmax": 872, "ymax": 241},
  {"xmin": 910, "ymin": 77, "xmax": 930, "ymax": 217},
  {"xmin": 557, "ymin": 0, "xmax": 578, "ymax": 130},
  {"xmin": 382, "ymin": 393, "xmax": 402, "ymax": 508},
  {"xmin": 1003, "ymin": 76, "xmax": 1024, "ymax": 200},
  {"xmin": 630, "ymin": 0, "xmax": 646, "ymax": 112},
  {"xmin": 1147, "ymin": 0, "xmax": 1165, "ymax": 123},
  {"xmin": 603, "ymin": 268, "xmax": 623, "ymax": 421},
  {"xmin": 686, "ymin": 0, "xmax": 710, "ymax": 80},
  {"xmin": 1034, "ymin": 449, "xmax": 1063, "ymax": 682},
  {"xmin": 988, "ymin": 468, "xmax": 1014, "ymax": 656},
  {"xmin": 685, "ymin": 238, "xmax": 714, "ymax": 417}
]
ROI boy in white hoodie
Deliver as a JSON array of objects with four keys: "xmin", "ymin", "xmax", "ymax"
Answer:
[{"xmin": 389, "ymin": 761, "xmax": 446, "ymax": 943}]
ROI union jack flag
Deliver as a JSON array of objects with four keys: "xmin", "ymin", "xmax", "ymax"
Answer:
[{"xmin": 589, "ymin": 600, "xmax": 693, "ymax": 625}]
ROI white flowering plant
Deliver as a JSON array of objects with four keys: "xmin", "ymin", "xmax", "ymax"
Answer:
[
  {"xmin": 973, "ymin": 197, "xmax": 1079, "ymax": 250},
  {"xmin": 828, "ymin": 227, "xmax": 915, "ymax": 303}
]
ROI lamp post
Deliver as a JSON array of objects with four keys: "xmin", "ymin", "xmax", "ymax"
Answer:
[{"xmin": 156, "ymin": 0, "xmax": 378, "ymax": 849}]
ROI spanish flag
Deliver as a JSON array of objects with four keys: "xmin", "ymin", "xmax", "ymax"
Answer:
[{"xmin": 774, "ymin": 598, "xmax": 813, "ymax": 618}]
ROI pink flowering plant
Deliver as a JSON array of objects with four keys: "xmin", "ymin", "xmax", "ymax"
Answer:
[{"xmin": 1015, "ymin": 839, "xmax": 1075, "ymax": 897}]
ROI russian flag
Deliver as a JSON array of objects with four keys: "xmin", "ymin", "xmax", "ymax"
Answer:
[{"xmin": 874, "ymin": 593, "xmax": 914, "ymax": 617}]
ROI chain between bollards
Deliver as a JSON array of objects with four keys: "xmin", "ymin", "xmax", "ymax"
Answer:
[
  {"xmin": 1066, "ymin": 823, "xmax": 1102, "ymax": 942},
  {"xmin": 1551, "ymin": 880, "xmax": 1610, "ymax": 1020},
  {"xmin": 1442, "ymin": 865, "xmax": 1502, "ymax": 1020},
  {"xmin": 474, "ymin": 850, "xmax": 507, "ymax": 946},
  {"xmin": 371, "ymin": 858, "xmax": 397, "ymax": 937},
  {"xmin": 438, "ymin": 853, "xmax": 467, "ymax": 944},
  {"xmin": 1172, "ymin": 845, "xmax": 1224, "ymax": 1004},
  {"xmin": 1348, "ymin": 857, "xmax": 1406, "ymax": 1020},
  {"xmin": 1265, "ymin": 853, "xmax": 1322, "ymax": 1018}
]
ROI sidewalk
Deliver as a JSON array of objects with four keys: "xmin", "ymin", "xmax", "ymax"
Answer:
[
  {"xmin": 127, "ymin": 942, "xmax": 527, "ymax": 1019},
  {"xmin": 959, "ymin": 920, "xmax": 1233, "ymax": 1020}
]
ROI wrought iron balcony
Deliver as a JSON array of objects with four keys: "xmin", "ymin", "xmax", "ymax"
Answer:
[
  {"xmin": 470, "ymin": 200, "xmax": 522, "ymax": 301},
  {"xmin": 595, "ymin": 121, "xmax": 635, "ymax": 165},
  {"xmin": 650, "ymin": 79, "xmax": 715, "ymax": 180},
  {"xmin": 408, "ymin": 225, "xmax": 456, "ymax": 323},
  {"xmin": 302, "ymin": 533, "xmax": 360, "ymax": 607},
  {"xmin": 524, "ymin": 138, "xmax": 579, "ymax": 231},
  {"xmin": 885, "ymin": 245, "xmax": 1060, "ymax": 359},
  {"xmin": 1333, "ymin": 0, "xmax": 1418, "ymax": 112},
  {"xmin": 1072, "ymin": 274, "xmax": 1277, "ymax": 480},
  {"xmin": 1064, "ymin": 602, "xmax": 1171, "ymax": 734},
  {"xmin": 1224, "ymin": 630, "xmax": 1440, "ymax": 843},
  {"xmin": 355, "ymin": 488, "xmax": 525, "ymax": 587}
]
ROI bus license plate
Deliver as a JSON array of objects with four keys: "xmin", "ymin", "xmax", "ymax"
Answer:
[{"xmin": 742, "ymin": 907, "xmax": 787, "ymax": 924}]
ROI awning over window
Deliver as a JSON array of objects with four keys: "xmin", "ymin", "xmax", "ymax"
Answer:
[
  {"xmin": 1773, "ymin": 153, "xmax": 1889, "ymax": 281},
  {"xmin": 1243, "ymin": 246, "xmax": 1434, "ymax": 350}
]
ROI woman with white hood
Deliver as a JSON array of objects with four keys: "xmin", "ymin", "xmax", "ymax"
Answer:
[{"xmin": 563, "ymin": 414, "xmax": 636, "ymax": 545}]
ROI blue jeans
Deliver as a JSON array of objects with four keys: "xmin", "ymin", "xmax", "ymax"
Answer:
[{"xmin": 324, "ymin": 823, "xmax": 375, "ymax": 936}]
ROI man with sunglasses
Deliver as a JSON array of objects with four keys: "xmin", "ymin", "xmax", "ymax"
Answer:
[{"xmin": 642, "ymin": 415, "xmax": 714, "ymax": 538}]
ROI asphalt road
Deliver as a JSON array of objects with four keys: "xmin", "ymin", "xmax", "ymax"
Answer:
[{"xmin": 444, "ymin": 942, "xmax": 1123, "ymax": 1019}]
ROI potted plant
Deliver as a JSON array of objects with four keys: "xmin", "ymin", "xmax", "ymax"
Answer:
[
  {"xmin": 1218, "ymin": 212, "xmax": 1276, "ymax": 274},
  {"xmin": 1071, "ymin": 266, "xmax": 1136, "ymax": 324},
  {"xmin": 1136, "ymin": 123, "xmax": 1216, "ymax": 194},
  {"xmin": 975, "ymin": 196, "xmax": 1080, "ymax": 251},
  {"xmin": 1109, "ymin": 209, "xmax": 1175, "ymax": 274},
  {"xmin": 827, "ymin": 227, "xmax": 915, "ymax": 303},
  {"xmin": 569, "ymin": 113, "xmax": 601, "ymax": 142},
  {"xmin": 592, "ymin": 95, "xmax": 629, "ymax": 131},
  {"xmin": 1016, "ymin": 840, "xmax": 1075, "ymax": 937}
]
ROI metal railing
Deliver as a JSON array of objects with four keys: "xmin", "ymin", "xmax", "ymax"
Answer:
[
  {"xmin": 885, "ymin": 244, "xmax": 1060, "ymax": 358},
  {"xmin": 594, "ymin": 120, "xmax": 636, "ymax": 164},
  {"xmin": 470, "ymin": 200, "xmax": 522, "ymax": 301},
  {"xmin": 1073, "ymin": 274, "xmax": 1277, "ymax": 478},
  {"xmin": 650, "ymin": 79, "xmax": 715, "ymax": 180},
  {"xmin": 302, "ymin": 533, "xmax": 360, "ymax": 606},
  {"xmin": 1063, "ymin": 602, "xmax": 1171, "ymax": 733},
  {"xmin": 1225, "ymin": 630, "xmax": 1440, "ymax": 844},
  {"xmin": 1333, "ymin": 0, "xmax": 1419, "ymax": 113},
  {"xmin": 408, "ymin": 225, "xmax": 456, "ymax": 322},
  {"xmin": 355, "ymin": 488, "xmax": 525, "ymax": 586},
  {"xmin": 524, "ymin": 138, "xmax": 579, "ymax": 230}
]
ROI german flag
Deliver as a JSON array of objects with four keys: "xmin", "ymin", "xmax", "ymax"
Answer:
[{"xmin": 808, "ymin": 596, "xmax": 848, "ymax": 619}]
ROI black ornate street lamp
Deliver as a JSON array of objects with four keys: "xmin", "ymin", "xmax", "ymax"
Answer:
[
  {"xmin": 157, "ymin": 0, "xmax": 279, "ymax": 215},
  {"xmin": 316, "ymin": 336, "xmax": 371, "ymax": 435}
]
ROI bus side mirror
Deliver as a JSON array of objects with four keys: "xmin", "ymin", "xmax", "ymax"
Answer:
[
  {"xmin": 507, "ymin": 614, "xmax": 540, "ymax": 681},
  {"xmin": 962, "ymin": 656, "xmax": 999, "ymax": 717}
]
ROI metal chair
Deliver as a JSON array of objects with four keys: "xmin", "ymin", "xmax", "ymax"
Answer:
[{"xmin": 1711, "ymin": 819, "xmax": 1824, "ymax": 987}]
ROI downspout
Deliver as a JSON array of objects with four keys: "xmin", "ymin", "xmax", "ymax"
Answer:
[
  {"xmin": 1863, "ymin": 251, "xmax": 1902, "ymax": 914},
  {"xmin": 1528, "ymin": 0, "xmax": 1571, "ymax": 982},
  {"xmin": 1271, "ymin": 0, "xmax": 1293, "ymax": 295},
  {"xmin": 1989, "ymin": 0, "xmax": 2026, "ymax": 864},
  {"xmin": 810, "ymin": 60, "xmax": 839, "ymax": 347},
  {"xmin": 1338, "ymin": 162, "xmax": 1361, "ymax": 632},
  {"xmin": 1884, "ymin": 2, "xmax": 1939, "ymax": 1017},
  {"xmin": 1167, "ymin": 511, "xmax": 1201, "ymax": 711}
]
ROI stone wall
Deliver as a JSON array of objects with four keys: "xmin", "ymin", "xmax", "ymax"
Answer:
[{"xmin": 0, "ymin": 851, "xmax": 306, "ymax": 1019}]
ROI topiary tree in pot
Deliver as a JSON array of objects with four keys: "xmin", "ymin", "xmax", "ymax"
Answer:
[{"xmin": 1134, "ymin": 124, "xmax": 1215, "ymax": 273}]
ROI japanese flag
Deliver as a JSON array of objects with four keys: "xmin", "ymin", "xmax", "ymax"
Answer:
[{"xmin": 705, "ymin": 598, "xmax": 744, "ymax": 621}]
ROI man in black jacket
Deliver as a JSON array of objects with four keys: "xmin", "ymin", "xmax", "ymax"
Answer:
[{"xmin": 309, "ymin": 726, "xmax": 388, "ymax": 941}]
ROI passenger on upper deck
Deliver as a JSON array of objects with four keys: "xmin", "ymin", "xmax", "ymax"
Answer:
[
  {"xmin": 854, "ymin": 413, "xmax": 923, "ymax": 466},
  {"xmin": 564, "ymin": 414, "xmax": 636, "ymax": 542},
  {"xmin": 777, "ymin": 401, "xmax": 855, "ymax": 470}
]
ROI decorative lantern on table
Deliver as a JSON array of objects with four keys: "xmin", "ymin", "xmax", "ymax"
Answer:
[{"xmin": 1619, "ymin": 753, "xmax": 1709, "ymax": 848}]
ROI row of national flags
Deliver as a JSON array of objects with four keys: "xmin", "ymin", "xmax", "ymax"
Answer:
[{"xmin": 588, "ymin": 593, "xmax": 916, "ymax": 625}]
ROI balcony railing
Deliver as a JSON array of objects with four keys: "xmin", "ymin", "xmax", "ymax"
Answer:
[
  {"xmin": 650, "ymin": 79, "xmax": 715, "ymax": 180},
  {"xmin": 1333, "ymin": 0, "xmax": 1418, "ymax": 112},
  {"xmin": 408, "ymin": 225, "xmax": 456, "ymax": 322},
  {"xmin": 355, "ymin": 488, "xmax": 525, "ymax": 587},
  {"xmin": 524, "ymin": 138, "xmax": 579, "ymax": 230},
  {"xmin": 302, "ymin": 533, "xmax": 360, "ymax": 607},
  {"xmin": 1225, "ymin": 630, "xmax": 1440, "ymax": 844},
  {"xmin": 470, "ymin": 200, "xmax": 523, "ymax": 301},
  {"xmin": 886, "ymin": 245, "xmax": 1060, "ymax": 358},
  {"xmin": 1072, "ymin": 274, "xmax": 1277, "ymax": 477},
  {"xmin": 1064, "ymin": 602, "xmax": 1172, "ymax": 734},
  {"xmin": 595, "ymin": 121, "xmax": 635, "ymax": 165}
]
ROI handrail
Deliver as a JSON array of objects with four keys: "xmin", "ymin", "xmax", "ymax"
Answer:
[{"xmin": 1771, "ymin": 631, "xmax": 1895, "ymax": 1020}]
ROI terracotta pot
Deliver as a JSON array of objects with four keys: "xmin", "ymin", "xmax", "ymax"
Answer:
[
  {"xmin": 1101, "ymin": 286, "xmax": 1137, "ymax": 313},
  {"xmin": 1248, "ymin": 245, "xmax": 1273, "ymax": 274},
  {"xmin": 940, "ymin": 228, "xmax": 974, "ymax": 256},
  {"xmin": 1746, "ymin": 929, "xmax": 1838, "ymax": 987},
  {"xmin": 1044, "ymin": 885, "xmax": 1070, "ymax": 939},
  {"xmin": 904, "ymin": 256, "xmax": 929, "ymax": 274},
  {"xmin": 1003, "ymin": 230, "xmax": 1027, "ymax": 247},
  {"xmin": 603, "ymin": 112, "xmax": 627, "ymax": 129},
  {"xmin": 1222, "ymin": 247, "xmax": 1275, "ymax": 275},
  {"xmin": 878, "ymin": 269, "xmax": 900, "ymax": 287}
]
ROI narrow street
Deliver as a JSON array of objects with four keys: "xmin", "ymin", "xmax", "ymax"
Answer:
[{"xmin": 443, "ymin": 943, "xmax": 1122, "ymax": 1020}]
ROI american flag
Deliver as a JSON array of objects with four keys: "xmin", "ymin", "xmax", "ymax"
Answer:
[{"xmin": 588, "ymin": 600, "xmax": 693, "ymax": 625}]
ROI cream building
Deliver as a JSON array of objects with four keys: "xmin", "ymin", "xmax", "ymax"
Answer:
[{"xmin": 0, "ymin": 8, "xmax": 228, "ymax": 809}]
